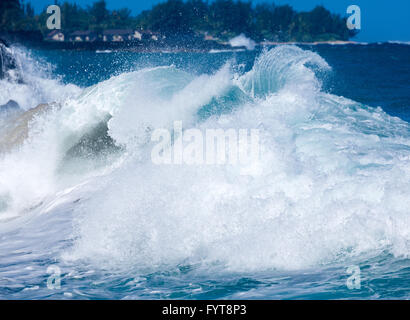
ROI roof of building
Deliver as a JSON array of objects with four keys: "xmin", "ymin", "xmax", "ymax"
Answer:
[
  {"xmin": 136, "ymin": 29, "xmax": 157, "ymax": 34},
  {"xmin": 70, "ymin": 30, "xmax": 95, "ymax": 36},
  {"xmin": 46, "ymin": 30, "xmax": 64, "ymax": 37},
  {"xmin": 103, "ymin": 29, "xmax": 134, "ymax": 35}
]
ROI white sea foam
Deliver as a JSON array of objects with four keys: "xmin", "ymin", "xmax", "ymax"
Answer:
[
  {"xmin": 229, "ymin": 34, "xmax": 256, "ymax": 50},
  {"xmin": 1, "ymin": 46, "xmax": 410, "ymax": 273},
  {"xmin": 0, "ymin": 46, "xmax": 80, "ymax": 110},
  {"xmin": 388, "ymin": 41, "xmax": 410, "ymax": 46}
]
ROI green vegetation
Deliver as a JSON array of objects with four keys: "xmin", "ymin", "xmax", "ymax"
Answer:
[
  {"xmin": 1, "ymin": 0, "xmax": 357, "ymax": 42},
  {"xmin": 0, "ymin": 0, "xmax": 36, "ymax": 31}
]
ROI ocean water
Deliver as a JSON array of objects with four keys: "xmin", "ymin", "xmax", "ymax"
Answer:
[{"xmin": 0, "ymin": 43, "xmax": 410, "ymax": 299}]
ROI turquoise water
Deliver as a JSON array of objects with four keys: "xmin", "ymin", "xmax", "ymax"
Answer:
[{"xmin": 0, "ymin": 43, "xmax": 410, "ymax": 299}]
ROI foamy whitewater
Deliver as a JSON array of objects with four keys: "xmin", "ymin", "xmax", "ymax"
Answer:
[{"xmin": 0, "ymin": 44, "xmax": 409, "ymax": 299}]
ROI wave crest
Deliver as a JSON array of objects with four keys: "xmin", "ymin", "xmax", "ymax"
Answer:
[
  {"xmin": 239, "ymin": 45, "xmax": 330, "ymax": 98},
  {"xmin": 1, "ymin": 46, "xmax": 410, "ymax": 273}
]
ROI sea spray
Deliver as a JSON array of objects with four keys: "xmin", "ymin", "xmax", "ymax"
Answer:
[
  {"xmin": 0, "ymin": 45, "xmax": 79, "ymax": 110},
  {"xmin": 0, "ymin": 45, "xmax": 409, "ymax": 280},
  {"xmin": 55, "ymin": 46, "xmax": 410, "ymax": 272}
]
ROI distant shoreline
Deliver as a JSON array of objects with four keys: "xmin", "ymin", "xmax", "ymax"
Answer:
[
  {"xmin": 29, "ymin": 40, "xmax": 404, "ymax": 52},
  {"xmin": 1, "ymin": 32, "xmax": 406, "ymax": 53},
  {"xmin": 261, "ymin": 40, "xmax": 359, "ymax": 45}
]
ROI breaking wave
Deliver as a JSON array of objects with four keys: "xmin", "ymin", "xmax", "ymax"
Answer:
[
  {"xmin": 0, "ymin": 45, "xmax": 79, "ymax": 110},
  {"xmin": 1, "ymin": 45, "xmax": 410, "ymax": 275}
]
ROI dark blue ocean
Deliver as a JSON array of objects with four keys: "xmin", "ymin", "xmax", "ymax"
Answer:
[{"xmin": 0, "ymin": 43, "xmax": 409, "ymax": 299}]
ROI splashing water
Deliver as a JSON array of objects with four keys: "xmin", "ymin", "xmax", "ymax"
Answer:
[{"xmin": 0, "ymin": 45, "xmax": 410, "ymax": 299}]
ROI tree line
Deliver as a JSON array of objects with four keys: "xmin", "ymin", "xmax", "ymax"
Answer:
[{"xmin": 1, "ymin": 0, "xmax": 357, "ymax": 42}]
